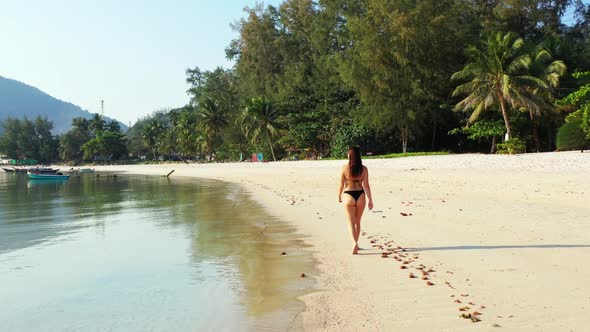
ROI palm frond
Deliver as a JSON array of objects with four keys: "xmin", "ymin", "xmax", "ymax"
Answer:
[
  {"xmin": 468, "ymin": 103, "xmax": 486, "ymax": 123},
  {"xmin": 547, "ymin": 60, "xmax": 566, "ymax": 76},
  {"xmin": 506, "ymin": 54, "xmax": 531, "ymax": 74},
  {"xmin": 513, "ymin": 75, "xmax": 549, "ymax": 89}
]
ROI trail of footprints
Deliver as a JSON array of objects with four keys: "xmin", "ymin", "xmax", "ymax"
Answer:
[{"xmin": 363, "ymin": 231, "xmax": 498, "ymax": 325}]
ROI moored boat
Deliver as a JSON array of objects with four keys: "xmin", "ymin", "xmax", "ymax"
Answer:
[
  {"xmin": 69, "ymin": 167, "xmax": 95, "ymax": 173},
  {"xmin": 27, "ymin": 167, "xmax": 59, "ymax": 175},
  {"xmin": 27, "ymin": 173, "xmax": 69, "ymax": 180},
  {"xmin": 1, "ymin": 167, "xmax": 15, "ymax": 173}
]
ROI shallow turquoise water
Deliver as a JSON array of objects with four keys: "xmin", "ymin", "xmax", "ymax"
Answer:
[{"xmin": 0, "ymin": 172, "xmax": 315, "ymax": 331}]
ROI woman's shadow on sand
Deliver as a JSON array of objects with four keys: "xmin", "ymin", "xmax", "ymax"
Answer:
[{"xmin": 409, "ymin": 244, "xmax": 590, "ymax": 252}]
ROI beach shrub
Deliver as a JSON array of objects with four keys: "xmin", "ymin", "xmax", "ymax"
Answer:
[
  {"xmin": 449, "ymin": 119, "xmax": 505, "ymax": 153},
  {"xmin": 556, "ymin": 119, "xmax": 589, "ymax": 151},
  {"xmin": 331, "ymin": 122, "xmax": 372, "ymax": 158},
  {"xmin": 496, "ymin": 138, "xmax": 526, "ymax": 154},
  {"xmin": 556, "ymin": 72, "xmax": 590, "ymax": 139}
]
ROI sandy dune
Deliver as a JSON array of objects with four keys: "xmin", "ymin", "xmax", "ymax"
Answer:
[{"xmin": 87, "ymin": 151, "xmax": 590, "ymax": 331}]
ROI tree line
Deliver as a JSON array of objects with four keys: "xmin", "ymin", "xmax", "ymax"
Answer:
[
  {"xmin": 2, "ymin": 0, "xmax": 590, "ymax": 163},
  {"xmin": 0, "ymin": 114, "xmax": 126, "ymax": 164},
  {"xmin": 130, "ymin": 0, "xmax": 590, "ymax": 160}
]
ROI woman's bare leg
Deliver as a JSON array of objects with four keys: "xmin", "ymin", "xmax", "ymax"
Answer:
[
  {"xmin": 354, "ymin": 194, "xmax": 367, "ymax": 245},
  {"xmin": 343, "ymin": 195, "xmax": 358, "ymax": 254}
]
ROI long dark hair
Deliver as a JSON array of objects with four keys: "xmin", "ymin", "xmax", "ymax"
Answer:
[{"xmin": 348, "ymin": 146, "xmax": 363, "ymax": 177}]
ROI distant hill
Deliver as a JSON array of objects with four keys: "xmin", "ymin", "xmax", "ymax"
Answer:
[{"xmin": 0, "ymin": 76, "xmax": 127, "ymax": 134}]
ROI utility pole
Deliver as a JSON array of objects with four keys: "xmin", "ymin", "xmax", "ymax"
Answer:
[{"xmin": 100, "ymin": 100, "xmax": 104, "ymax": 116}]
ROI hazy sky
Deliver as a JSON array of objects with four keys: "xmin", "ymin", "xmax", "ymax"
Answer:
[{"xmin": 0, "ymin": 0, "xmax": 281, "ymax": 125}]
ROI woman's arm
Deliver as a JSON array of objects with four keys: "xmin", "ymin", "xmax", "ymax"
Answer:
[
  {"xmin": 362, "ymin": 167, "xmax": 373, "ymax": 210},
  {"xmin": 338, "ymin": 168, "xmax": 346, "ymax": 202}
]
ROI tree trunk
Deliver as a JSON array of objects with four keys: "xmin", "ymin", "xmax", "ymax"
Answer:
[
  {"xmin": 401, "ymin": 126, "xmax": 408, "ymax": 153},
  {"xmin": 533, "ymin": 122, "xmax": 541, "ymax": 152},
  {"xmin": 431, "ymin": 113, "xmax": 437, "ymax": 151},
  {"xmin": 498, "ymin": 95, "xmax": 512, "ymax": 140},
  {"xmin": 267, "ymin": 134, "xmax": 276, "ymax": 161},
  {"xmin": 490, "ymin": 136, "xmax": 496, "ymax": 154}
]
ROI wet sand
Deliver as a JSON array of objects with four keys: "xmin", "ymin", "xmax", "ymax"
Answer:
[{"xmin": 86, "ymin": 151, "xmax": 590, "ymax": 331}]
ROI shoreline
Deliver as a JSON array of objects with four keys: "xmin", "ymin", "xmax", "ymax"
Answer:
[{"xmin": 75, "ymin": 151, "xmax": 590, "ymax": 331}]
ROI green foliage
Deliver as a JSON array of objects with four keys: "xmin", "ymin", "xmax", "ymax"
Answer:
[
  {"xmin": 333, "ymin": 0, "xmax": 477, "ymax": 152},
  {"xmin": 227, "ymin": 4, "xmax": 283, "ymax": 97},
  {"xmin": 556, "ymin": 119, "xmax": 590, "ymax": 151},
  {"xmin": 141, "ymin": 115, "xmax": 168, "ymax": 160},
  {"xmin": 0, "ymin": 118, "xmax": 21, "ymax": 158},
  {"xmin": 59, "ymin": 114, "xmax": 127, "ymax": 162},
  {"xmin": 186, "ymin": 67, "xmax": 239, "ymax": 112},
  {"xmin": 330, "ymin": 121, "xmax": 373, "ymax": 158},
  {"xmin": 130, "ymin": 0, "xmax": 585, "ymax": 159},
  {"xmin": 365, "ymin": 152, "xmax": 450, "ymax": 159},
  {"xmin": 0, "ymin": 116, "xmax": 58, "ymax": 163},
  {"xmin": 481, "ymin": 0, "xmax": 572, "ymax": 39},
  {"xmin": 557, "ymin": 72, "xmax": 590, "ymax": 139},
  {"xmin": 126, "ymin": 117, "xmax": 151, "ymax": 157},
  {"xmin": 197, "ymin": 99, "xmax": 229, "ymax": 155},
  {"xmin": 214, "ymin": 143, "xmax": 245, "ymax": 162},
  {"xmin": 171, "ymin": 107, "xmax": 199, "ymax": 159},
  {"xmin": 324, "ymin": 151, "xmax": 449, "ymax": 160},
  {"xmin": 496, "ymin": 138, "xmax": 527, "ymax": 154},
  {"xmin": 89, "ymin": 113, "xmax": 106, "ymax": 134},
  {"xmin": 452, "ymin": 32, "xmax": 565, "ymax": 139},
  {"xmin": 239, "ymin": 97, "xmax": 280, "ymax": 161},
  {"xmin": 278, "ymin": 110, "xmax": 332, "ymax": 155},
  {"xmin": 81, "ymin": 131, "xmax": 127, "ymax": 161},
  {"xmin": 449, "ymin": 120, "xmax": 505, "ymax": 140}
]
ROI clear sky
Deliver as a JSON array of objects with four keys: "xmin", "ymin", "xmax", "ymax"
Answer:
[{"xmin": 0, "ymin": 0, "xmax": 282, "ymax": 126}]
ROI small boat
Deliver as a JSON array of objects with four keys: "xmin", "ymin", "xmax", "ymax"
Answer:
[
  {"xmin": 1, "ymin": 167, "xmax": 15, "ymax": 173},
  {"xmin": 28, "ymin": 173, "xmax": 69, "ymax": 180},
  {"xmin": 14, "ymin": 167, "xmax": 28, "ymax": 173},
  {"xmin": 27, "ymin": 167, "xmax": 59, "ymax": 175},
  {"xmin": 69, "ymin": 167, "xmax": 95, "ymax": 173}
]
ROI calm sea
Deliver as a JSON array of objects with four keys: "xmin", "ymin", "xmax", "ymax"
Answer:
[{"xmin": 0, "ymin": 172, "xmax": 316, "ymax": 331}]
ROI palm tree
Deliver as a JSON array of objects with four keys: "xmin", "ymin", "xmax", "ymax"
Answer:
[
  {"xmin": 238, "ymin": 97, "xmax": 279, "ymax": 161},
  {"xmin": 197, "ymin": 99, "xmax": 228, "ymax": 157},
  {"xmin": 452, "ymin": 32, "xmax": 550, "ymax": 140},
  {"xmin": 524, "ymin": 44, "xmax": 566, "ymax": 151},
  {"xmin": 106, "ymin": 120, "xmax": 122, "ymax": 133},
  {"xmin": 173, "ymin": 108, "xmax": 199, "ymax": 160},
  {"xmin": 90, "ymin": 113, "xmax": 106, "ymax": 135},
  {"xmin": 72, "ymin": 117, "xmax": 91, "ymax": 132},
  {"xmin": 141, "ymin": 118, "xmax": 165, "ymax": 160}
]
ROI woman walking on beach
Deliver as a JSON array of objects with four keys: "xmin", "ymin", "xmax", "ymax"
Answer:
[{"xmin": 338, "ymin": 146, "xmax": 373, "ymax": 254}]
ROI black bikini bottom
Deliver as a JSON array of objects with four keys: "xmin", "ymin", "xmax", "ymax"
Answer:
[{"xmin": 344, "ymin": 190, "xmax": 365, "ymax": 202}]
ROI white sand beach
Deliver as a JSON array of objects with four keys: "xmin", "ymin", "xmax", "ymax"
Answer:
[{"xmin": 88, "ymin": 151, "xmax": 590, "ymax": 331}]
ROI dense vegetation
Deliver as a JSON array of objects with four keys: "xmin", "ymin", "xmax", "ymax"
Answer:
[
  {"xmin": 0, "ymin": 114, "xmax": 126, "ymax": 164},
  {"xmin": 2, "ymin": 0, "xmax": 589, "ymax": 163},
  {"xmin": 131, "ymin": 0, "xmax": 590, "ymax": 160},
  {"xmin": 0, "ymin": 116, "xmax": 58, "ymax": 163}
]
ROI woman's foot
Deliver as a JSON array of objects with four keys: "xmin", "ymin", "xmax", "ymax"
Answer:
[{"xmin": 352, "ymin": 244, "xmax": 359, "ymax": 255}]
